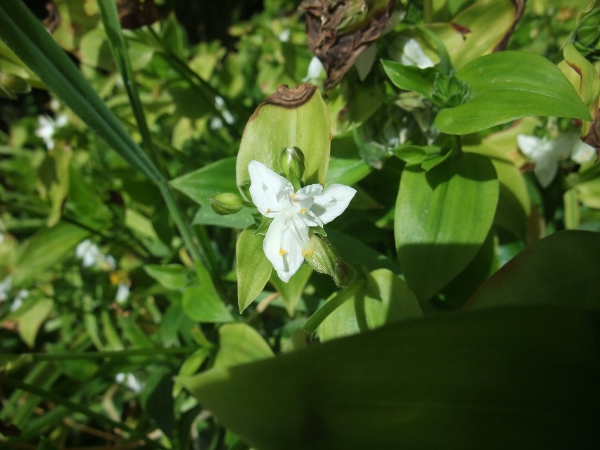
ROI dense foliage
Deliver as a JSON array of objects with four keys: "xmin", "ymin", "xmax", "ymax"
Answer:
[{"xmin": 1, "ymin": 0, "xmax": 599, "ymax": 449}]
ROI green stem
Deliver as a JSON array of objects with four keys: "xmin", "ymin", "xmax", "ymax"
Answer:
[
  {"xmin": 301, "ymin": 279, "xmax": 366, "ymax": 336},
  {"xmin": 3, "ymin": 378, "xmax": 167, "ymax": 450}
]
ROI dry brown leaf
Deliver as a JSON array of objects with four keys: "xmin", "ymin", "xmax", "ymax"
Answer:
[{"xmin": 300, "ymin": 0, "xmax": 396, "ymax": 90}]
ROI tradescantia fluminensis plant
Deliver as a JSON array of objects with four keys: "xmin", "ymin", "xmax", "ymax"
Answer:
[{"xmin": 1, "ymin": 0, "xmax": 600, "ymax": 449}]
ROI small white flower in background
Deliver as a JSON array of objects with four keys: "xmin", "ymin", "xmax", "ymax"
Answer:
[
  {"xmin": 115, "ymin": 283, "xmax": 130, "ymax": 304},
  {"xmin": 571, "ymin": 140, "xmax": 596, "ymax": 164},
  {"xmin": 76, "ymin": 239, "xmax": 100, "ymax": 268},
  {"xmin": 36, "ymin": 114, "xmax": 67, "ymax": 150},
  {"xmin": 399, "ymin": 38, "xmax": 434, "ymax": 69},
  {"xmin": 278, "ymin": 28, "xmax": 291, "ymax": 42},
  {"xmin": 517, "ymin": 134, "xmax": 592, "ymax": 187},
  {"xmin": 214, "ymin": 96, "xmax": 234, "ymax": 125},
  {"xmin": 303, "ymin": 56, "xmax": 325, "ymax": 83},
  {"xmin": 115, "ymin": 373, "xmax": 143, "ymax": 393},
  {"xmin": 248, "ymin": 160, "xmax": 356, "ymax": 282}
]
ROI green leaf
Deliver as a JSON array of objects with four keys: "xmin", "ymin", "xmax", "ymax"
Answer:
[
  {"xmin": 236, "ymin": 84, "xmax": 331, "ymax": 196},
  {"xmin": 37, "ymin": 146, "xmax": 72, "ymax": 227},
  {"xmin": 171, "ymin": 157, "xmax": 238, "ymax": 206},
  {"xmin": 428, "ymin": 0, "xmax": 521, "ymax": 70},
  {"xmin": 381, "ymin": 61, "xmax": 437, "ymax": 98},
  {"xmin": 144, "ymin": 264, "xmax": 189, "ymax": 291},
  {"xmin": 395, "ymin": 153, "xmax": 498, "ymax": 300},
  {"xmin": 435, "ymin": 51, "xmax": 592, "ymax": 135},
  {"xmin": 319, "ymin": 269, "xmax": 422, "ymax": 341},
  {"xmin": 237, "ymin": 226, "xmax": 272, "ymax": 312},
  {"xmin": 270, "ymin": 264, "xmax": 313, "ymax": 317},
  {"xmin": 2, "ymin": 298, "xmax": 54, "ymax": 348},
  {"xmin": 183, "ymin": 286, "xmax": 233, "ymax": 323},
  {"xmin": 12, "ymin": 222, "xmax": 89, "ymax": 284},
  {"xmin": 213, "ymin": 323, "xmax": 273, "ymax": 369},
  {"xmin": 181, "ymin": 306, "xmax": 600, "ymax": 450},
  {"xmin": 467, "ymin": 230, "xmax": 600, "ymax": 310}
]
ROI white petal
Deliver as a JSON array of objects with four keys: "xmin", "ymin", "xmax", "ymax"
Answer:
[
  {"xmin": 517, "ymin": 135, "xmax": 544, "ymax": 158},
  {"xmin": 310, "ymin": 184, "xmax": 356, "ymax": 225},
  {"xmin": 572, "ymin": 140, "xmax": 595, "ymax": 164},
  {"xmin": 401, "ymin": 39, "xmax": 434, "ymax": 69},
  {"xmin": 248, "ymin": 160, "xmax": 293, "ymax": 217},
  {"xmin": 304, "ymin": 56, "xmax": 324, "ymax": 82},
  {"xmin": 298, "ymin": 183, "xmax": 323, "ymax": 197},
  {"xmin": 533, "ymin": 152, "xmax": 559, "ymax": 188},
  {"xmin": 548, "ymin": 134, "xmax": 577, "ymax": 160},
  {"xmin": 263, "ymin": 214, "xmax": 306, "ymax": 283}
]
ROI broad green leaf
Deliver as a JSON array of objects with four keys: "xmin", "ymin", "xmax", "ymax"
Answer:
[
  {"xmin": 381, "ymin": 61, "xmax": 437, "ymax": 99},
  {"xmin": 1, "ymin": 298, "xmax": 54, "ymax": 348},
  {"xmin": 236, "ymin": 84, "xmax": 331, "ymax": 195},
  {"xmin": 562, "ymin": 44, "xmax": 600, "ymax": 116},
  {"xmin": 181, "ymin": 306, "xmax": 600, "ymax": 450},
  {"xmin": 213, "ymin": 323, "xmax": 273, "ymax": 368},
  {"xmin": 171, "ymin": 157, "xmax": 238, "ymax": 206},
  {"xmin": 325, "ymin": 157, "xmax": 371, "ymax": 187},
  {"xmin": 270, "ymin": 264, "xmax": 313, "ymax": 317},
  {"xmin": 467, "ymin": 230, "xmax": 600, "ymax": 310},
  {"xmin": 12, "ymin": 222, "xmax": 89, "ymax": 284},
  {"xmin": 237, "ymin": 226, "xmax": 272, "ymax": 312},
  {"xmin": 428, "ymin": 0, "xmax": 520, "ymax": 70},
  {"xmin": 173, "ymin": 348, "xmax": 210, "ymax": 397},
  {"xmin": 144, "ymin": 264, "xmax": 189, "ymax": 291},
  {"xmin": 465, "ymin": 144, "xmax": 531, "ymax": 238},
  {"xmin": 183, "ymin": 286, "xmax": 233, "ymax": 323},
  {"xmin": 435, "ymin": 52, "xmax": 592, "ymax": 134},
  {"xmin": 319, "ymin": 269, "xmax": 422, "ymax": 341},
  {"xmin": 395, "ymin": 153, "xmax": 498, "ymax": 300}
]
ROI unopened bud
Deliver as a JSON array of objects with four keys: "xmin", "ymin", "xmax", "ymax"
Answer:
[
  {"xmin": 207, "ymin": 192, "xmax": 243, "ymax": 215},
  {"xmin": 303, "ymin": 234, "xmax": 338, "ymax": 278},
  {"xmin": 333, "ymin": 259, "xmax": 356, "ymax": 288},
  {"xmin": 0, "ymin": 73, "xmax": 31, "ymax": 95},
  {"xmin": 279, "ymin": 146, "xmax": 305, "ymax": 181}
]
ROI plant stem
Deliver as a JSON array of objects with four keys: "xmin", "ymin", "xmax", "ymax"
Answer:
[{"xmin": 301, "ymin": 279, "xmax": 366, "ymax": 336}]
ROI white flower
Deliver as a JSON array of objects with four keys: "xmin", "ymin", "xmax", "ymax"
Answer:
[
  {"xmin": 517, "ymin": 134, "xmax": 574, "ymax": 187},
  {"xmin": 115, "ymin": 372, "xmax": 143, "ymax": 393},
  {"xmin": 399, "ymin": 38, "xmax": 434, "ymax": 69},
  {"xmin": 571, "ymin": 140, "xmax": 595, "ymax": 164},
  {"xmin": 248, "ymin": 160, "xmax": 356, "ymax": 282},
  {"xmin": 303, "ymin": 56, "xmax": 325, "ymax": 83},
  {"xmin": 278, "ymin": 29, "xmax": 291, "ymax": 42},
  {"xmin": 36, "ymin": 114, "xmax": 67, "ymax": 150},
  {"xmin": 76, "ymin": 239, "xmax": 100, "ymax": 268},
  {"xmin": 115, "ymin": 283, "xmax": 130, "ymax": 304}
]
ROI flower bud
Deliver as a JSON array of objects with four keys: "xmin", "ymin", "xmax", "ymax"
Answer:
[
  {"xmin": 207, "ymin": 192, "xmax": 243, "ymax": 215},
  {"xmin": 303, "ymin": 233, "xmax": 337, "ymax": 277},
  {"xmin": 279, "ymin": 146, "xmax": 305, "ymax": 181}
]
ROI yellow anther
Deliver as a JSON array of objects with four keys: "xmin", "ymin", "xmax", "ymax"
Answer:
[
  {"xmin": 300, "ymin": 207, "xmax": 306, "ymax": 214},
  {"xmin": 279, "ymin": 249, "xmax": 287, "ymax": 256},
  {"xmin": 301, "ymin": 249, "xmax": 313, "ymax": 258},
  {"xmin": 265, "ymin": 208, "xmax": 271, "ymax": 214}
]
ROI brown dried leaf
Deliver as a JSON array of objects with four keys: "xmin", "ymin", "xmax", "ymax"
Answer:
[
  {"xmin": 493, "ymin": 0, "xmax": 526, "ymax": 52},
  {"xmin": 43, "ymin": 1, "xmax": 61, "ymax": 33},
  {"xmin": 582, "ymin": 105, "xmax": 600, "ymax": 159},
  {"xmin": 300, "ymin": 0, "xmax": 396, "ymax": 90},
  {"xmin": 257, "ymin": 83, "xmax": 318, "ymax": 110}
]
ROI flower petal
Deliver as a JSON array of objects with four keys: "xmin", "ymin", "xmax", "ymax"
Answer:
[
  {"xmin": 248, "ymin": 160, "xmax": 293, "ymax": 217},
  {"xmin": 533, "ymin": 152, "xmax": 559, "ymax": 188},
  {"xmin": 263, "ymin": 214, "xmax": 306, "ymax": 283},
  {"xmin": 310, "ymin": 184, "xmax": 356, "ymax": 225},
  {"xmin": 572, "ymin": 140, "xmax": 595, "ymax": 164},
  {"xmin": 517, "ymin": 135, "xmax": 544, "ymax": 158}
]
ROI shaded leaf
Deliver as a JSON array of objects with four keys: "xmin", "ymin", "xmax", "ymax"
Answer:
[
  {"xmin": 214, "ymin": 323, "xmax": 274, "ymax": 368},
  {"xmin": 181, "ymin": 306, "xmax": 600, "ymax": 450},
  {"xmin": 237, "ymin": 226, "xmax": 272, "ymax": 312}
]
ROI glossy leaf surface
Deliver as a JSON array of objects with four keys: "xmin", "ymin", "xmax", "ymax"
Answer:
[
  {"xmin": 395, "ymin": 153, "xmax": 498, "ymax": 300},
  {"xmin": 435, "ymin": 52, "xmax": 592, "ymax": 134}
]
